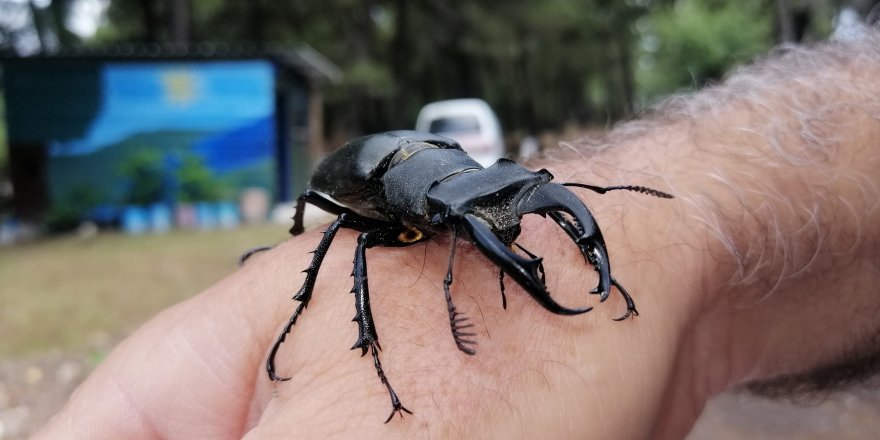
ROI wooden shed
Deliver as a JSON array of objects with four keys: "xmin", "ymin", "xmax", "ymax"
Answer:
[{"xmin": 1, "ymin": 43, "xmax": 340, "ymax": 224}]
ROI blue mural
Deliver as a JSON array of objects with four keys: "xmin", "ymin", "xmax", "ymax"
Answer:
[{"xmin": 45, "ymin": 60, "xmax": 277, "ymax": 218}]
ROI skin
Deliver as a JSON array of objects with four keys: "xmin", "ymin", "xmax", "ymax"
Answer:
[{"xmin": 36, "ymin": 32, "xmax": 880, "ymax": 439}]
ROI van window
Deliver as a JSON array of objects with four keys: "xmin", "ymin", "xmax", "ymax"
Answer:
[{"xmin": 429, "ymin": 115, "xmax": 480, "ymax": 134}]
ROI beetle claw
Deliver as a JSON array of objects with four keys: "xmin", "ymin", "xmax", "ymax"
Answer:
[
  {"xmin": 610, "ymin": 277, "xmax": 639, "ymax": 321},
  {"xmin": 462, "ymin": 214, "xmax": 591, "ymax": 315},
  {"xmin": 269, "ymin": 372, "xmax": 292, "ymax": 382},
  {"xmin": 518, "ymin": 183, "xmax": 613, "ymax": 300}
]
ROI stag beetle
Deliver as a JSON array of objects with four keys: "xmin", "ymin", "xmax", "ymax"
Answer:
[{"xmin": 256, "ymin": 130, "xmax": 672, "ymax": 422}]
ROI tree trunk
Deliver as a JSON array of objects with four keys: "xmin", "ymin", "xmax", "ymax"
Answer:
[
  {"xmin": 615, "ymin": 31, "xmax": 635, "ymax": 115},
  {"xmin": 140, "ymin": 0, "xmax": 160, "ymax": 42},
  {"xmin": 171, "ymin": 0, "xmax": 190, "ymax": 44},
  {"xmin": 49, "ymin": 0, "xmax": 77, "ymax": 49},
  {"xmin": 28, "ymin": 0, "xmax": 51, "ymax": 53}
]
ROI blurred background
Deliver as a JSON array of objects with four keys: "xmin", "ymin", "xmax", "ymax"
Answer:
[{"xmin": 0, "ymin": 1, "xmax": 878, "ymax": 438}]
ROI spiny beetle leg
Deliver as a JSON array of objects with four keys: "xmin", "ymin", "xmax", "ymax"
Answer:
[
  {"xmin": 444, "ymin": 230, "xmax": 477, "ymax": 355},
  {"xmin": 290, "ymin": 189, "xmax": 354, "ymax": 236},
  {"xmin": 369, "ymin": 341, "xmax": 413, "ymax": 423},
  {"xmin": 267, "ymin": 302, "xmax": 306, "ymax": 382},
  {"xmin": 350, "ymin": 227, "xmax": 412, "ymax": 419},
  {"xmin": 267, "ymin": 212, "xmax": 387, "ymax": 382},
  {"xmin": 267, "ymin": 213, "xmax": 348, "ymax": 381},
  {"xmin": 238, "ymin": 245, "xmax": 274, "ymax": 266},
  {"xmin": 290, "ymin": 197, "xmax": 306, "ymax": 236},
  {"xmin": 498, "ymin": 270, "xmax": 507, "ymax": 309}
]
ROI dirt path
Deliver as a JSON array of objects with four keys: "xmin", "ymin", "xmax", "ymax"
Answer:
[
  {"xmin": 0, "ymin": 352, "xmax": 91, "ymax": 439},
  {"xmin": 0, "ymin": 333, "xmax": 114, "ymax": 440}
]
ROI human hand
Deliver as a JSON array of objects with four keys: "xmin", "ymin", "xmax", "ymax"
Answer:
[{"xmin": 36, "ymin": 30, "xmax": 880, "ymax": 440}]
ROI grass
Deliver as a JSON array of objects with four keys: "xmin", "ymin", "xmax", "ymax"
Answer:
[{"xmin": 0, "ymin": 224, "xmax": 288, "ymax": 358}]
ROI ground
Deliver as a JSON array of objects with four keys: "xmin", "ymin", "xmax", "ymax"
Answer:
[{"xmin": 1, "ymin": 224, "xmax": 878, "ymax": 439}]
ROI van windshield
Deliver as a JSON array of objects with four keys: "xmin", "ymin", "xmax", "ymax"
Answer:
[{"xmin": 429, "ymin": 115, "xmax": 480, "ymax": 134}]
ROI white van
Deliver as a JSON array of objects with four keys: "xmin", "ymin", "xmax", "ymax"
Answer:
[{"xmin": 415, "ymin": 98, "xmax": 504, "ymax": 168}]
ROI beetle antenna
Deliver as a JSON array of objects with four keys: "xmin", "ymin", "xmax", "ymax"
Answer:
[
  {"xmin": 562, "ymin": 183, "xmax": 674, "ymax": 199},
  {"xmin": 444, "ymin": 230, "xmax": 477, "ymax": 355}
]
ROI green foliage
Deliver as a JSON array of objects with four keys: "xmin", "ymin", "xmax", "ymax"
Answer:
[
  {"xmin": 43, "ymin": 185, "xmax": 103, "ymax": 232},
  {"xmin": 76, "ymin": 0, "xmax": 821, "ymax": 131},
  {"xmin": 0, "ymin": 92, "xmax": 9, "ymax": 216},
  {"xmin": 346, "ymin": 61, "xmax": 394, "ymax": 99},
  {"xmin": 50, "ymin": 131, "xmax": 207, "ymax": 206},
  {"xmin": 176, "ymin": 154, "xmax": 222, "ymax": 202},
  {"xmin": 91, "ymin": 0, "xmax": 657, "ymax": 132},
  {"xmin": 637, "ymin": 0, "xmax": 773, "ymax": 99},
  {"xmin": 0, "ymin": 93, "xmax": 6, "ymax": 170},
  {"xmin": 120, "ymin": 151, "xmax": 165, "ymax": 205}
]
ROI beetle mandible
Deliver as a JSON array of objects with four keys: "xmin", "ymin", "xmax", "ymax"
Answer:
[{"xmin": 257, "ymin": 130, "xmax": 673, "ymax": 422}]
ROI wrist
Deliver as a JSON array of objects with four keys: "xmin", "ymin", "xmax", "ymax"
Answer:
[
  {"xmin": 540, "ymin": 146, "xmax": 725, "ymax": 436},
  {"xmin": 256, "ymin": 170, "xmax": 709, "ymax": 438}
]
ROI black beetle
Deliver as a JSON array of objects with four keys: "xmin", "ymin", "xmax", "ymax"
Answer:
[{"xmin": 258, "ymin": 130, "xmax": 672, "ymax": 422}]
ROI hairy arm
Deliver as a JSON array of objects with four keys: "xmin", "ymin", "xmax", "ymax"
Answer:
[
  {"xmin": 36, "ymin": 31, "xmax": 880, "ymax": 440},
  {"xmin": 558, "ymin": 29, "xmax": 880, "ymax": 436}
]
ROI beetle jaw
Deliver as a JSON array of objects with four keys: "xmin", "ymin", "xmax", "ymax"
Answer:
[
  {"xmin": 516, "ymin": 183, "xmax": 614, "ymax": 300},
  {"xmin": 457, "ymin": 213, "xmax": 591, "ymax": 315}
]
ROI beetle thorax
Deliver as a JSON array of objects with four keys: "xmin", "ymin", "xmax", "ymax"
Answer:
[{"xmin": 381, "ymin": 147, "xmax": 482, "ymax": 224}]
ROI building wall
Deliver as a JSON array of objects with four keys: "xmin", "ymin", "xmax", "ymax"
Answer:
[{"xmin": 4, "ymin": 58, "xmax": 291, "ymax": 224}]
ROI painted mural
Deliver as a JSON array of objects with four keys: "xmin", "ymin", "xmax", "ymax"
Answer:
[{"xmin": 44, "ymin": 61, "xmax": 277, "ymax": 226}]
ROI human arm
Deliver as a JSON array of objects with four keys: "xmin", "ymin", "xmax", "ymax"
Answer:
[{"xmin": 35, "ymin": 30, "xmax": 880, "ymax": 439}]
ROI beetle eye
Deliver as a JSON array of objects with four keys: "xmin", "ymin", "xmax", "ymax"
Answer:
[{"xmin": 398, "ymin": 228, "xmax": 424, "ymax": 243}]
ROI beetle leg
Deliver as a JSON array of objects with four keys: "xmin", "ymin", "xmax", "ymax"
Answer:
[
  {"xmin": 238, "ymin": 245, "xmax": 274, "ymax": 266},
  {"xmin": 444, "ymin": 229, "xmax": 478, "ymax": 355},
  {"xmin": 249, "ymin": 186, "xmax": 359, "ymax": 265},
  {"xmin": 267, "ymin": 212, "xmax": 385, "ymax": 382},
  {"xmin": 267, "ymin": 214, "xmax": 347, "ymax": 381},
  {"xmin": 517, "ymin": 182, "xmax": 612, "ymax": 300},
  {"xmin": 351, "ymin": 227, "xmax": 413, "ymax": 422},
  {"xmin": 369, "ymin": 340, "xmax": 412, "ymax": 423},
  {"xmin": 461, "ymin": 213, "xmax": 592, "ymax": 315},
  {"xmin": 498, "ymin": 270, "xmax": 507, "ymax": 309},
  {"xmin": 290, "ymin": 189, "xmax": 354, "ymax": 235}
]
